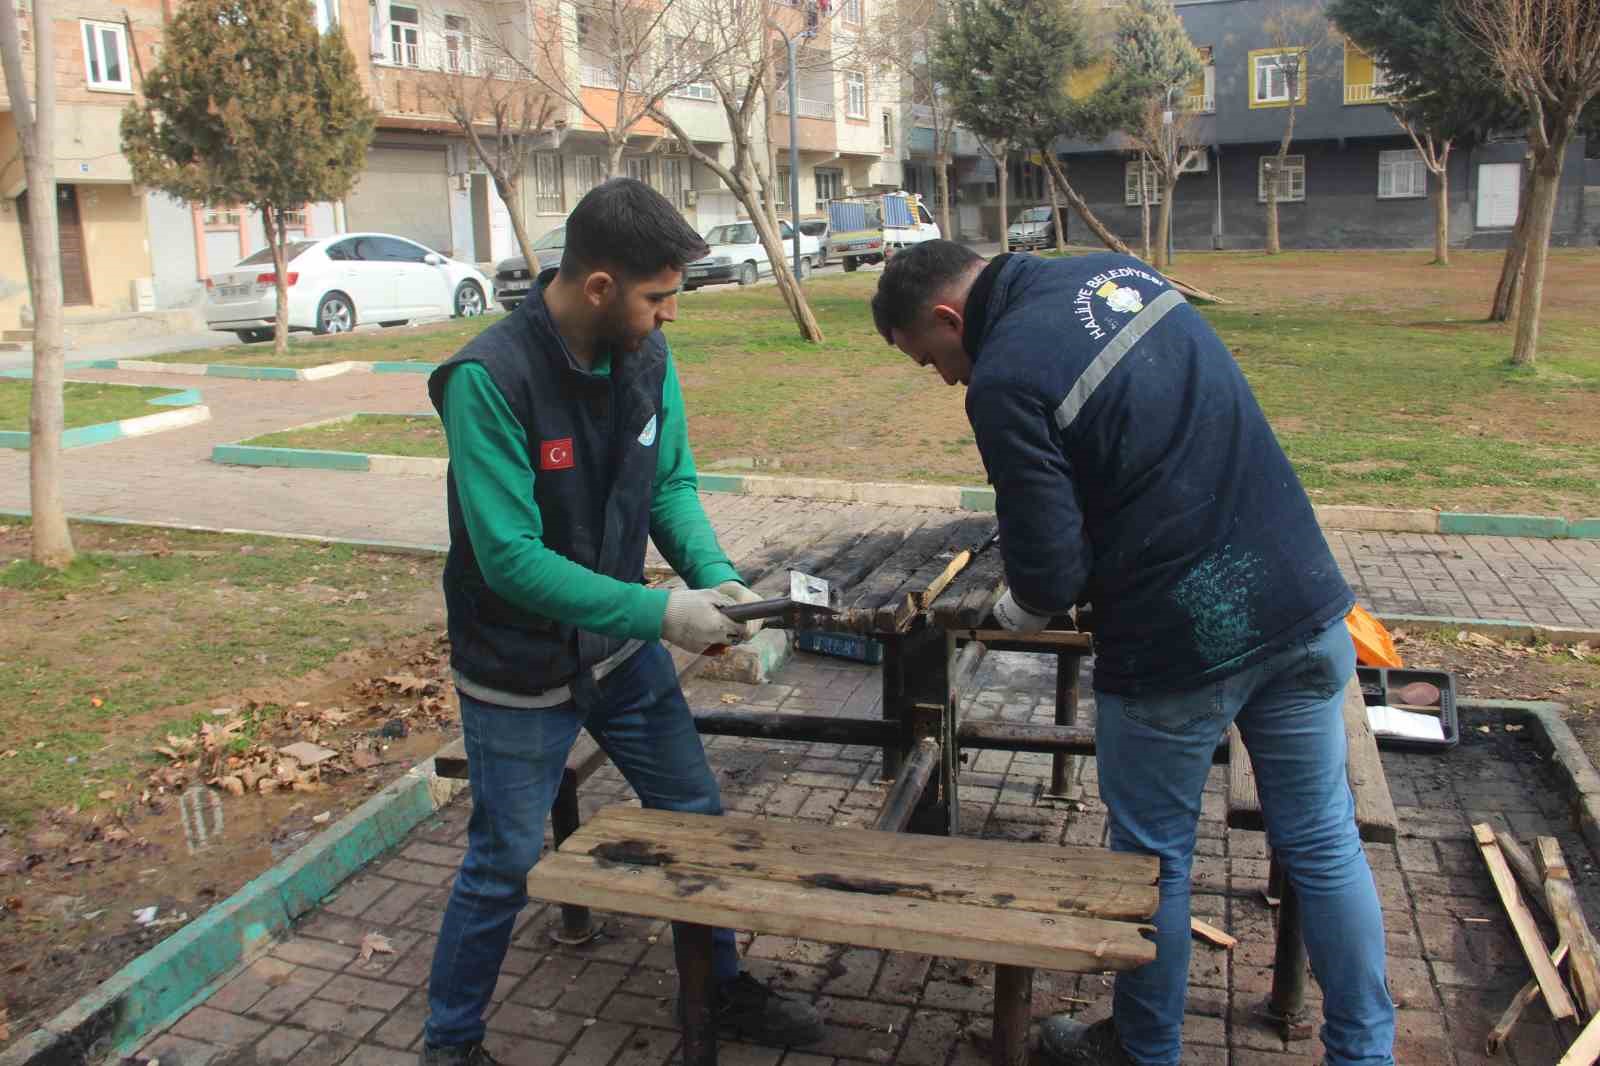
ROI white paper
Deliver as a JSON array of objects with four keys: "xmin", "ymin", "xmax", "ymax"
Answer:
[{"xmin": 1367, "ymin": 705, "xmax": 1445, "ymax": 742}]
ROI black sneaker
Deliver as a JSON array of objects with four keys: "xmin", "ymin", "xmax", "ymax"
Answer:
[
  {"xmin": 682, "ymin": 971, "xmax": 825, "ymax": 1046},
  {"xmin": 418, "ymin": 1041, "xmax": 502, "ymax": 1065},
  {"xmin": 1038, "ymin": 1016, "xmax": 1135, "ymax": 1066}
]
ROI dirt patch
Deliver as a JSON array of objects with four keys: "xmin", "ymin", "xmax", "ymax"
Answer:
[
  {"xmin": 1441, "ymin": 388, "xmax": 1600, "ymax": 449},
  {"xmin": 1328, "ymin": 459, "xmax": 1410, "ymax": 475},
  {"xmin": 0, "ymin": 630, "xmax": 459, "ymax": 1053}
]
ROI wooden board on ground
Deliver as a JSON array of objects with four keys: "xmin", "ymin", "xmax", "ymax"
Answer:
[
  {"xmin": 1226, "ymin": 677, "xmax": 1398, "ymax": 844},
  {"xmin": 1537, "ymin": 836, "xmax": 1600, "ymax": 1018},
  {"xmin": 528, "ymin": 806, "xmax": 1158, "ymax": 974},
  {"xmin": 1190, "ymin": 918, "xmax": 1237, "ymax": 949},
  {"xmin": 1472, "ymin": 823, "xmax": 1576, "ymax": 1021}
]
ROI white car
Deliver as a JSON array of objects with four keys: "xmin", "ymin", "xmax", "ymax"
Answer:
[
  {"xmin": 684, "ymin": 221, "xmax": 772, "ymax": 290},
  {"xmin": 204, "ymin": 233, "xmax": 492, "ymax": 342},
  {"xmin": 778, "ymin": 219, "xmax": 827, "ymax": 271}
]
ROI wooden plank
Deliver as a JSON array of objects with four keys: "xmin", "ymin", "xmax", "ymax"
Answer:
[
  {"xmin": 581, "ymin": 812, "xmax": 1158, "ymax": 921},
  {"xmin": 933, "ymin": 537, "xmax": 1009, "ymax": 628},
  {"xmin": 1227, "ymin": 678, "xmax": 1398, "ymax": 844},
  {"xmin": 1342, "ymin": 678, "xmax": 1398, "ymax": 844},
  {"xmin": 844, "ymin": 517, "xmax": 960, "ymax": 612},
  {"xmin": 1497, "ymin": 832, "xmax": 1553, "ymax": 922},
  {"xmin": 1488, "ymin": 941, "xmax": 1569, "ymax": 1054},
  {"xmin": 1538, "ymin": 836, "xmax": 1600, "ymax": 1018},
  {"xmin": 747, "ymin": 510, "xmax": 899, "ymax": 598},
  {"xmin": 530, "ymin": 823, "xmax": 1157, "ymax": 974},
  {"xmin": 1191, "ymin": 918, "xmax": 1237, "ymax": 950},
  {"xmin": 872, "ymin": 516, "xmax": 996, "ymax": 633},
  {"xmin": 593, "ymin": 804, "xmax": 1158, "ymax": 885},
  {"xmin": 1559, "ymin": 1013, "xmax": 1600, "ymax": 1066},
  {"xmin": 1473, "ymin": 823, "xmax": 1576, "ymax": 1021}
]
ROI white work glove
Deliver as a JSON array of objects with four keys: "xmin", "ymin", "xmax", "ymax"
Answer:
[
  {"xmin": 716, "ymin": 580, "xmax": 767, "ymax": 642},
  {"xmin": 661, "ymin": 587, "xmax": 744, "ymax": 652},
  {"xmin": 993, "ymin": 589, "xmax": 1050, "ymax": 633}
]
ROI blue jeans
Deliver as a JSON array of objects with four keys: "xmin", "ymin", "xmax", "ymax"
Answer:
[
  {"xmin": 425, "ymin": 642, "xmax": 741, "ymax": 1048},
  {"xmin": 1095, "ymin": 619, "xmax": 1394, "ymax": 1066}
]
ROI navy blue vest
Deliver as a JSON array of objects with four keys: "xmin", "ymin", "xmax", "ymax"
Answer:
[{"xmin": 427, "ymin": 270, "xmax": 666, "ymax": 696}]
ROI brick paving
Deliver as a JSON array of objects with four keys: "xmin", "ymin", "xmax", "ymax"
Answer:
[
  {"xmin": 134, "ymin": 650, "xmax": 1596, "ymax": 1066},
  {"xmin": 1, "ymin": 367, "xmax": 1598, "ymax": 628}
]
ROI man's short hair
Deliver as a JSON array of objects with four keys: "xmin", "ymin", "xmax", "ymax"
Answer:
[
  {"xmin": 560, "ymin": 178, "xmax": 709, "ymax": 281},
  {"xmin": 871, "ymin": 240, "xmax": 984, "ymax": 343}
]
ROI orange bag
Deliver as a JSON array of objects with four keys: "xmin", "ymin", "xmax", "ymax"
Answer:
[{"xmin": 1346, "ymin": 605, "xmax": 1402, "ymax": 668}]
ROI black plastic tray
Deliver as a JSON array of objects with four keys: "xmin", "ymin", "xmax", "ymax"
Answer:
[{"xmin": 1356, "ymin": 665, "xmax": 1459, "ymax": 753}]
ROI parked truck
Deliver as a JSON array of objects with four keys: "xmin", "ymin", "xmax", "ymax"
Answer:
[{"xmin": 825, "ymin": 192, "xmax": 942, "ymax": 272}]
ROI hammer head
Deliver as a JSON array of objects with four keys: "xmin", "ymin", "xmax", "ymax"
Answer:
[{"xmin": 789, "ymin": 570, "xmax": 840, "ymax": 612}]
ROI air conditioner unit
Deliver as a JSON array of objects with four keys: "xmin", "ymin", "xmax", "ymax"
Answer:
[
  {"xmin": 1180, "ymin": 151, "xmax": 1209, "ymax": 173},
  {"xmin": 683, "ymin": 189, "xmax": 698, "ymax": 206}
]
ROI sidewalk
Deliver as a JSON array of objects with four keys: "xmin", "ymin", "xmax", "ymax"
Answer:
[
  {"xmin": 129, "ymin": 649, "xmax": 1584, "ymax": 1066},
  {"xmin": 2, "ymin": 367, "xmax": 1598, "ymax": 628}
]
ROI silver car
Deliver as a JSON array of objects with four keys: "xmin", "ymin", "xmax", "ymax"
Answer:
[
  {"xmin": 1006, "ymin": 206, "xmax": 1062, "ymax": 251},
  {"xmin": 493, "ymin": 226, "xmax": 566, "ymax": 311}
]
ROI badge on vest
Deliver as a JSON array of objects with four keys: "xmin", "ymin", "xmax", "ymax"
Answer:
[
  {"xmin": 540, "ymin": 438, "xmax": 574, "ymax": 471},
  {"xmin": 637, "ymin": 414, "xmax": 657, "ymax": 447}
]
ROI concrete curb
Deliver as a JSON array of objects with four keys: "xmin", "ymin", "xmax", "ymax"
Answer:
[
  {"xmin": 1376, "ymin": 613, "xmax": 1600, "ymax": 647},
  {"xmin": 0, "ymin": 749, "xmax": 469, "ymax": 1066},
  {"xmin": 83, "ymin": 357, "xmax": 435, "ymax": 381},
  {"xmin": 211, "ymin": 411, "xmax": 446, "ymax": 475},
  {"xmin": 1466, "ymin": 699, "xmax": 1600, "ymax": 863},
  {"xmin": 0, "ymin": 386, "xmax": 210, "ymax": 451}
]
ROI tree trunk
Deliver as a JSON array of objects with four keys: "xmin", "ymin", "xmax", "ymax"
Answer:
[
  {"xmin": 1431, "ymin": 162, "xmax": 1449, "ymax": 266},
  {"xmin": 1045, "ymin": 166, "xmax": 1066, "ymax": 253},
  {"xmin": 1509, "ymin": 143, "xmax": 1567, "ymax": 367},
  {"xmin": 934, "ymin": 151, "xmax": 953, "ymax": 239},
  {"xmin": 1265, "ymin": 105, "xmax": 1297, "ymax": 256},
  {"xmin": 1042, "ymin": 154, "xmax": 1129, "ymax": 255},
  {"xmin": 1489, "ymin": 152, "xmax": 1536, "ymax": 322},
  {"xmin": 496, "ymin": 172, "xmax": 536, "ymax": 268},
  {"xmin": 262, "ymin": 204, "xmax": 290, "ymax": 356},
  {"xmin": 996, "ymin": 149, "xmax": 1008, "ymax": 251},
  {"xmin": 4, "ymin": 0, "xmax": 75, "ymax": 566},
  {"xmin": 1138, "ymin": 157, "xmax": 1151, "ymax": 261},
  {"xmin": 1155, "ymin": 174, "xmax": 1177, "ymax": 270},
  {"xmin": 607, "ymin": 135, "xmax": 625, "ymax": 178}
]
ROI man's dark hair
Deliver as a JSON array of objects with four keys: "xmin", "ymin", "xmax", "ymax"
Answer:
[
  {"xmin": 560, "ymin": 178, "xmax": 709, "ymax": 280},
  {"xmin": 870, "ymin": 240, "xmax": 984, "ymax": 343}
]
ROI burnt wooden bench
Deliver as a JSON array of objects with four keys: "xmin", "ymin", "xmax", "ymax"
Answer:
[
  {"xmin": 1226, "ymin": 675, "xmax": 1399, "ymax": 1039},
  {"xmin": 527, "ymin": 805, "xmax": 1160, "ymax": 1066}
]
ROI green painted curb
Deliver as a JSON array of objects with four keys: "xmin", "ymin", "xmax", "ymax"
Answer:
[
  {"xmin": 372, "ymin": 360, "xmax": 436, "ymax": 374},
  {"xmin": 5, "ymin": 767, "xmax": 452, "ymax": 1063},
  {"xmin": 59, "ymin": 422, "xmax": 124, "ymax": 449},
  {"xmin": 204, "ymin": 364, "xmax": 302, "ymax": 381},
  {"xmin": 211, "ymin": 443, "xmax": 370, "ymax": 471},
  {"xmin": 1438, "ymin": 512, "xmax": 1568, "ymax": 538},
  {"xmin": 149, "ymin": 387, "xmax": 203, "ymax": 406},
  {"xmin": 0, "ymin": 430, "xmax": 28, "ymax": 448},
  {"xmin": 1, "ymin": 387, "xmax": 201, "ymax": 450},
  {"xmin": 697, "ymin": 473, "xmax": 746, "ymax": 494},
  {"xmin": 1570, "ymin": 519, "xmax": 1600, "ymax": 540},
  {"xmin": 959, "ymin": 488, "xmax": 996, "ymax": 512}
]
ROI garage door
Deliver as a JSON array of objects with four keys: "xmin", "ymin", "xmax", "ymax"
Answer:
[
  {"xmin": 1476, "ymin": 163, "xmax": 1521, "ymax": 229},
  {"xmin": 345, "ymin": 146, "xmax": 452, "ymax": 254}
]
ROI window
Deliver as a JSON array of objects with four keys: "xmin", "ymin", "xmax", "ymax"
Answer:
[
  {"xmin": 389, "ymin": 4, "xmax": 420, "ymax": 66},
  {"xmin": 1184, "ymin": 46, "xmax": 1215, "ymax": 112},
  {"xmin": 842, "ymin": 0, "xmax": 862, "ymax": 22},
  {"xmin": 313, "ymin": 0, "xmax": 339, "ymax": 32},
  {"xmin": 668, "ymin": 36, "xmax": 715, "ymax": 99},
  {"xmin": 444, "ymin": 14, "xmax": 472, "ymax": 73},
  {"xmin": 845, "ymin": 71, "xmax": 866, "ymax": 119},
  {"xmin": 375, "ymin": 236, "xmax": 429, "ymax": 262},
  {"xmin": 659, "ymin": 157, "xmax": 687, "ymax": 208},
  {"xmin": 534, "ymin": 153, "xmax": 563, "ymax": 215},
  {"xmin": 775, "ymin": 166, "xmax": 791, "ymax": 210},
  {"xmin": 625, "ymin": 157, "xmax": 653, "ymax": 186},
  {"xmin": 1124, "ymin": 160, "xmax": 1160, "ymax": 206},
  {"xmin": 1258, "ymin": 154, "xmax": 1306, "ymax": 202},
  {"xmin": 814, "ymin": 167, "xmax": 844, "ymax": 212},
  {"xmin": 1250, "ymin": 49, "xmax": 1307, "ymax": 107},
  {"xmin": 881, "ymin": 110, "xmax": 894, "ymax": 151},
  {"xmin": 575, "ymin": 156, "xmax": 605, "ymax": 194},
  {"xmin": 81, "ymin": 20, "xmax": 132, "ymax": 91},
  {"xmin": 1378, "ymin": 149, "xmax": 1427, "ymax": 199}
]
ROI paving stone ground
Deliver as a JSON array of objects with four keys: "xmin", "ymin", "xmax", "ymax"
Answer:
[
  {"xmin": 135, "ymin": 649, "xmax": 1598, "ymax": 1066},
  {"xmin": 1, "ymin": 368, "xmax": 1598, "ymax": 629}
]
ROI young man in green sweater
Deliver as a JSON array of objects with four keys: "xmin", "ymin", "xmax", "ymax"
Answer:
[{"xmin": 420, "ymin": 179, "xmax": 823, "ymax": 1066}]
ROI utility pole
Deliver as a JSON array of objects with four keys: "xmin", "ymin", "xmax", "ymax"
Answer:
[{"xmin": 770, "ymin": 19, "xmax": 815, "ymax": 279}]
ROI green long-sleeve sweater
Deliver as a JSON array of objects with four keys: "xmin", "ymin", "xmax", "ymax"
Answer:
[{"xmin": 439, "ymin": 348, "xmax": 739, "ymax": 641}]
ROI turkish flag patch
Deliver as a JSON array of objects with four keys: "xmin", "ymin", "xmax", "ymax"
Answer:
[{"xmin": 539, "ymin": 438, "xmax": 574, "ymax": 471}]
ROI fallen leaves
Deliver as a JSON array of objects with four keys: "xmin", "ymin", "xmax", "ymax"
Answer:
[{"xmin": 358, "ymin": 931, "xmax": 395, "ymax": 962}]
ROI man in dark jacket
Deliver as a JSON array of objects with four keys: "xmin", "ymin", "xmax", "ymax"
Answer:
[
  {"xmin": 419, "ymin": 179, "xmax": 822, "ymax": 1066},
  {"xmin": 871, "ymin": 241, "xmax": 1393, "ymax": 1066}
]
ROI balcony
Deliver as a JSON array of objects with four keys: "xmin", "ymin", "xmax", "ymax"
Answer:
[
  {"xmin": 1182, "ymin": 93, "xmax": 1215, "ymax": 114},
  {"xmin": 774, "ymin": 95, "xmax": 836, "ymax": 119},
  {"xmin": 580, "ymin": 63, "xmax": 643, "ymax": 91},
  {"xmin": 383, "ymin": 44, "xmax": 528, "ymax": 79},
  {"xmin": 1344, "ymin": 81, "xmax": 1391, "ymax": 105}
]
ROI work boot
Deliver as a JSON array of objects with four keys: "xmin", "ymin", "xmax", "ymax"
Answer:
[
  {"xmin": 418, "ymin": 1040, "xmax": 502, "ymax": 1065},
  {"xmin": 1038, "ymin": 1016, "xmax": 1136, "ymax": 1066},
  {"xmin": 681, "ymin": 971, "xmax": 825, "ymax": 1046}
]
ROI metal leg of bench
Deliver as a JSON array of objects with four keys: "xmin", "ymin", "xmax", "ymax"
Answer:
[
  {"xmin": 880, "ymin": 635, "xmax": 906, "ymax": 780},
  {"xmin": 1047, "ymin": 651, "xmax": 1081, "ymax": 801},
  {"xmin": 675, "ymin": 922, "xmax": 719, "ymax": 1066},
  {"xmin": 992, "ymin": 965, "xmax": 1034, "ymax": 1066},
  {"xmin": 1263, "ymin": 852, "xmax": 1314, "ymax": 1041},
  {"xmin": 549, "ymin": 767, "xmax": 601, "ymax": 945}
]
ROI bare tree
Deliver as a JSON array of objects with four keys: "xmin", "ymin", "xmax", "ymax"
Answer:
[
  {"xmin": 1395, "ymin": 117, "xmax": 1454, "ymax": 265},
  {"xmin": 1457, "ymin": 0, "xmax": 1600, "ymax": 364},
  {"xmin": 976, "ymin": 137, "xmax": 1012, "ymax": 248},
  {"xmin": 0, "ymin": 0, "xmax": 75, "ymax": 567},
  {"xmin": 878, "ymin": 0, "xmax": 957, "ymax": 238},
  {"xmin": 421, "ymin": 19, "xmax": 555, "ymax": 267},
  {"xmin": 1257, "ymin": 3, "xmax": 1335, "ymax": 254},
  {"xmin": 1123, "ymin": 100, "xmax": 1207, "ymax": 268}
]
